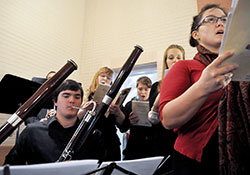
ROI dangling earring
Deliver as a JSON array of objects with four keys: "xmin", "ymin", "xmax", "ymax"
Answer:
[{"xmin": 53, "ymin": 105, "xmax": 57, "ymax": 116}]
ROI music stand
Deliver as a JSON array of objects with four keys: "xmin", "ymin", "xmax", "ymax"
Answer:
[
  {"xmin": 0, "ymin": 74, "xmax": 53, "ymax": 115},
  {"xmin": 31, "ymin": 77, "xmax": 47, "ymax": 84},
  {"xmin": 83, "ymin": 162, "xmax": 137, "ymax": 175},
  {"xmin": 152, "ymin": 155, "xmax": 174, "ymax": 175},
  {"xmin": 83, "ymin": 156, "xmax": 164, "ymax": 175}
]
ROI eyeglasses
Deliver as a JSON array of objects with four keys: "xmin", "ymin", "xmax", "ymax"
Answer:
[{"xmin": 195, "ymin": 15, "xmax": 227, "ymax": 30}]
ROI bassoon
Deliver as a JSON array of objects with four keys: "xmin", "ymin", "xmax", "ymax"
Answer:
[
  {"xmin": 57, "ymin": 45, "xmax": 143, "ymax": 161},
  {"xmin": 0, "ymin": 59, "xmax": 78, "ymax": 144}
]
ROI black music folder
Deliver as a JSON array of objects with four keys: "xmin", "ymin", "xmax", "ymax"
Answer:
[{"xmin": 0, "ymin": 74, "xmax": 53, "ymax": 114}]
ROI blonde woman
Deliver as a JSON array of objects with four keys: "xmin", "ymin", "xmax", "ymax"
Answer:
[
  {"xmin": 149, "ymin": 44, "xmax": 185, "ymax": 122},
  {"xmin": 86, "ymin": 66, "xmax": 113, "ymax": 101},
  {"xmin": 82, "ymin": 66, "xmax": 124, "ymax": 161}
]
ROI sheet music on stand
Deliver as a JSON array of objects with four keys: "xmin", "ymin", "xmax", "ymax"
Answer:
[
  {"xmin": 0, "ymin": 160, "xmax": 99, "ymax": 175},
  {"xmin": 0, "ymin": 157, "xmax": 164, "ymax": 175},
  {"xmin": 85, "ymin": 156, "xmax": 164, "ymax": 175},
  {"xmin": 220, "ymin": 0, "xmax": 250, "ymax": 81}
]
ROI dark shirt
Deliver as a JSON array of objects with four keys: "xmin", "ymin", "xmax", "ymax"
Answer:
[
  {"xmin": 121, "ymin": 93, "xmax": 177, "ymax": 160},
  {"xmin": 121, "ymin": 100, "xmax": 156, "ymax": 160},
  {"xmin": 4, "ymin": 117, "xmax": 105, "ymax": 165},
  {"xmin": 149, "ymin": 82, "xmax": 160, "ymax": 109},
  {"xmin": 25, "ymin": 108, "xmax": 49, "ymax": 125},
  {"xmin": 148, "ymin": 81, "xmax": 177, "ymax": 157},
  {"xmin": 87, "ymin": 93, "xmax": 121, "ymax": 161}
]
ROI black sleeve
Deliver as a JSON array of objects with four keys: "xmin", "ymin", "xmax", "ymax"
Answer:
[
  {"xmin": 118, "ymin": 101, "xmax": 132, "ymax": 133},
  {"xmin": 119, "ymin": 101, "xmax": 132, "ymax": 132},
  {"xmin": 149, "ymin": 82, "xmax": 159, "ymax": 109},
  {"xmin": 25, "ymin": 108, "xmax": 48, "ymax": 125},
  {"xmin": 4, "ymin": 128, "xmax": 30, "ymax": 165}
]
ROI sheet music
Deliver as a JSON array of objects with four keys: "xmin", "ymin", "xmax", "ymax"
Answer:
[
  {"xmin": 93, "ymin": 84, "xmax": 110, "ymax": 103},
  {"xmin": 132, "ymin": 101, "xmax": 152, "ymax": 127},
  {"xmin": 105, "ymin": 87, "xmax": 131, "ymax": 117},
  {"xmin": 220, "ymin": 0, "xmax": 250, "ymax": 81},
  {"xmin": 97, "ymin": 156, "xmax": 164, "ymax": 175},
  {"xmin": 0, "ymin": 157, "xmax": 164, "ymax": 175},
  {"xmin": 0, "ymin": 160, "xmax": 99, "ymax": 175},
  {"xmin": 116, "ymin": 88, "xmax": 131, "ymax": 106}
]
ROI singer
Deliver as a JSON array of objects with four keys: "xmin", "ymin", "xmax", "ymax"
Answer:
[{"xmin": 4, "ymin": 80, "xmax": 105, "ymax": 165}]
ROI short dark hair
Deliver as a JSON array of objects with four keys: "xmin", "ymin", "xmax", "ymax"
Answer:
[
  {"xmin": 189, "ymin": 4, "xmax": 227, "ymax": 47},
  {"xmin": 136, "ymin": 76, "xmax": 152, "ymax": 88},
  {"xmin": 52, "ymin": 79, "xmax": 83, "ymax": 102}
]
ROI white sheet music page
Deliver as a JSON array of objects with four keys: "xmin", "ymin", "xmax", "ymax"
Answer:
[
  {"xmin": 220, "ymin": 0, "xmax": 250, "ymax": 81},
  {"xmin": 132, "ymin": 100, "xmax": 152, "ymax": 127},
  {"xmin": 98, "ymin": 156, "xmax": 164, "ymax": 175},
  {"xmin": 0, "ymin": 160, "xmax": 99, "ymax": 175},
  {"xmin": 93, "ymin": 84, "xmax": 110, "ymax": 103}
]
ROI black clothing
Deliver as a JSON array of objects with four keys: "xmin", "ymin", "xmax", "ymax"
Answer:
[
  {"xmin": 25, "ymin": 108, "xmax": 49, "ymax": 125},
  {"xmin": 149, "ymin": 82, "xmax": 159, "ymax": 108},
  {"xmin": 88, "ymin": 93, "xmax": 121, "ymax": 161},
  {"xmin": 88, "ymin": 92, "xmax": 95, "ymax": 101},
  {"xmin": 95, "ymin": 113, "xmax": 121, "ymax": 161},
  {"xmin": 172, "ymin": 131, "xmax": 219, "ymax": 175},
  {"xmin": 121, "ymin": 101, "xmax": 157, "ymax": 160},
  {"xmin": 120, "ymin": 82, "xmax": 177, "ymax": 160},
  {"xmin": 148, "ymin": 82, "xmax": 177, "ymax": 158},
  {"xmin": 4, "ymin": 117, "xmax": 105, "ymax": 165}
]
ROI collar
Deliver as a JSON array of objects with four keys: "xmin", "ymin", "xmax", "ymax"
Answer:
[
  {"xmin": 48, "ymin": 116, "xmax": 80, "ymax": 128},
  {"xmin": 194, "ymin": 45, "xmax": 218, "ymax": 66}
]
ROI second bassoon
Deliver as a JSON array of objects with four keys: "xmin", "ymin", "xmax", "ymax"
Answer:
[{"xmin": 57, "ymin": 45, "xmax": 143, "ymax": 161}]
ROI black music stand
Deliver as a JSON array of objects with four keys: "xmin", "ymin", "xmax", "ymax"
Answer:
[
  {"xmin": 83, "ymin": 162, "xmax": 137, "ymax": 175},
  {"xmin": 0, "ymin": 74, "xmax": 53, "ymax": 115},
  {"xmin": 152, "ymin": 155, "xmax": 174, "ymax": 175},
  {"xmin": 83, "ymin": 156, "xmax": 164, "ymax": 175},
  {"xmin": 31, "ymin": 77, "xmax": 47, "ymax": 84}
]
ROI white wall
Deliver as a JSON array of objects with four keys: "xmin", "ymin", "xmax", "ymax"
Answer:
[
  {"xmin": 81, "ymin": 0, "xmax": 197, "ymax": 91},
  {"xmin": 0, "ymin": 0, "xmax": 86, "ymax": 82},
  {"xmin": 0, "ymin": 0, "xmax": 198, "ymax": 93}
]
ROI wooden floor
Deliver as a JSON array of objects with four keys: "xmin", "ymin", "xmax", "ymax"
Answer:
[
  {"xmin": 0, "ymin": 113, "xmax": 26, "ymax": 165},
  {"xmin": 0, "ymin": 145, "xmax": 14, "ymax": 165}
]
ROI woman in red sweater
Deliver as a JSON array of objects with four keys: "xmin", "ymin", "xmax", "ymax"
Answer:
[{"xmin": 159, "ymin": 4, "xmax": 238, "ymax": 175}]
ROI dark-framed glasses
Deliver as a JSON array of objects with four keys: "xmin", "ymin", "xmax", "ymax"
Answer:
[{"xmin": 195, "ymin": 15, "xmax": 227, "ymax": 30}]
